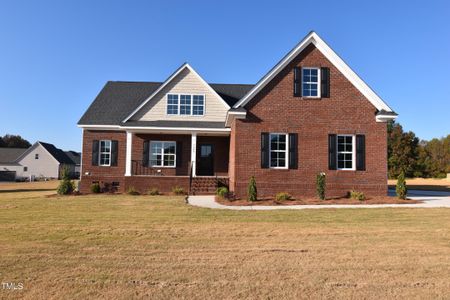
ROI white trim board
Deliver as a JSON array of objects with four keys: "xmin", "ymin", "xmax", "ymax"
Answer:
[
  {"xmin": 123, "ymin": 63, "xmax": 230, "ymax": 123},
  {"xmin": 233, "ymin": 31, "xmax": 395, "ymax": 114}
]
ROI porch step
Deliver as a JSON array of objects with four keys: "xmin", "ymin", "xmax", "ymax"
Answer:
[{"xmin": 190, "ymin": 177, "xmax": 229, "ymax": 195}]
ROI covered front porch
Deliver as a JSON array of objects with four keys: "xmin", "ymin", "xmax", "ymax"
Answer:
[{"xmin": 123, "ymin": 129, "xmax": 230, "ymax": 194}]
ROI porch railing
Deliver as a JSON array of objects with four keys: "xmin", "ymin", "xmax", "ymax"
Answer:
[{"xmin": 131, "ymin": 160, "xmax": 161, "ymax": 176}]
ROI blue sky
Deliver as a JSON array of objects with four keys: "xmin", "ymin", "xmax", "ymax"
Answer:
[{"xmin": 0, "ymin": 0, "xmax": 449, "ymax": 151}]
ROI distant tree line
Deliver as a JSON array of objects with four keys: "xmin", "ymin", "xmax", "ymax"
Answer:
[
  {"xmin": 0, "ymin": 134, "xmax": 32, "ymax": 148},
  {"xmin": 388, "ymin": 122, "xmax": 450, "ymax": 179}
]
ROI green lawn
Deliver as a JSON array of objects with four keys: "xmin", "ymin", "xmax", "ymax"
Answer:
[{"xmin": 1, "ymin": 182, "xmax": 450, "ymax": 299}]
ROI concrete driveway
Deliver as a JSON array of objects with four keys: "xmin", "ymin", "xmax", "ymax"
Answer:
[{"xmin": 188, "ymin": 189, "xmax": 450, "ymax": 210}]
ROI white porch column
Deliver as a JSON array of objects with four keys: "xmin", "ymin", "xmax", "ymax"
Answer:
[
  {"xmin": 191, "ymin": 132, "xmax": 197, "ymax": 177},
  {"xmin": 125, "ymin": 131, "xmax": 132, "ymax": 176}
]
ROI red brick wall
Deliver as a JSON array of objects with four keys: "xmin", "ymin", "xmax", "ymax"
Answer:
[
  {"xmin": 230, "ymin": 44, "xmax": 388, "ymax": 199},
  {"xmin": 80, "ymin": 131, "xmax": 229, "ymax": 194},
  {"xmin": 124, "ymin": 176, "xmax": 189, "ymax": 194},
  {"xmin": 80, "ymin": 130, "xmax": 127, "ymax": 193}
]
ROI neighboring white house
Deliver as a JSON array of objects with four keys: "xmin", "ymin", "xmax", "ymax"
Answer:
[{"xmin": 0, "ymin": 141, "xmax": 80, "ymax": 181}]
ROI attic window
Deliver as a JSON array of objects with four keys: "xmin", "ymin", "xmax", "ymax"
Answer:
[
  {"xmin": 35, "ymin": 154, "xmax": 39, "ymax": 159},
  {"xmin": 302, "ymin": 68, "xmax": 320, "ymax": 97},
  {"xmin": 167, "ymin": 94, "xmax": 205, "ymax": 116}
]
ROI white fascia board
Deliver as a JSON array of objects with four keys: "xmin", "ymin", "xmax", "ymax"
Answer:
[
  {"xmin": 78, "ymin": 124, "xmax": 230, "ymax": 134},
  {"xmin": 376, "ymin": 114, "xmax": 398, "ymax": 123},
  {"xmin": 122, "ymin": 126, "xmax": 230, "ymax": 133},
  {"xmin": 122, "ymin": 63, "xmax": 230, "ymax": 123},
  {"xmin": 77, "ymin": 124, "xmax": 121, "ymax": 130},
  {"xmin": 225, "ymin": 111, "xmax": 247, "ymax": 127},
  {"xmin": 234, "ymin": 31, "xmax": 394, "ymax": 113}
]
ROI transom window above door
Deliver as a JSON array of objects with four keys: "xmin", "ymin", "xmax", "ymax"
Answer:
[{"xmin": 167, "ymin": 94, "xmax": 205, "ymax": 116}]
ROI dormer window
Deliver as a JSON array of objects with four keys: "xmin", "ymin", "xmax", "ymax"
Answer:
[{"xmin": 167, "ymin": 94, "xmax": 205, "ymax": 116}]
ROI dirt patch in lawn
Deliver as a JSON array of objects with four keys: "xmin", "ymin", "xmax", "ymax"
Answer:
[{"xmin": 216, "ymin": 195, "xmax": 422, "ymax": 206}]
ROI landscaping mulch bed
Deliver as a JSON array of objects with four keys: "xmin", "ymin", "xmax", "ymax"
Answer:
[{"xmin": 216, "ymin": 196, "xmax": 422, "ymax": 206}]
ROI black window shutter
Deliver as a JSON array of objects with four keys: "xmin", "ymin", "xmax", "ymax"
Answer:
[
  {"xmin": 288, "ymin": 133, "xmax": 298, "ymax": 169},
  {"xmin": 328, "ymin": 134, "xmax": 337, "ymax": 170},
  {"xmin": 261, "ymin": 133, "xmax": 269, "ymax": 168},
  {"xmin": 293, "ymin": 67, "xmax": 302, "ymax": 97},
  {"xmin": 111, "ymin": 140, "xmax": 118, "ymax": 166},
  {"xmin": 142, "ymin": 140, "xmax": 149, "ymax": 167},
  {"xmin": 321, "ymin": 67, "xmax": 330, "ymax": 98},
  {"xmin": 92, "ymin": 140, "xmax": 99, "ymax": 166},
  {"xmin": 176, "ymin": 141, "xmax": 182, "ymax": 167},
  {"xmin": 356, "ymin": 135, "xmax": 366, "ymax": 171}
]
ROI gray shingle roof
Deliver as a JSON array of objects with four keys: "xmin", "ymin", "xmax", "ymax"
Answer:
[
  {"xmin": 0, "ymin": 148, "xmax": 27, "ymax": 164},
  {"xmin": 64, "ymin": 151, "xmax": 81, "ymax": 165},
  {"xmin": 39, "ymin": 142, "xmax": 75, "ymax": 164},
  {"xmin": 78, "ymin": 81, "xmax": 254, "ymax": 126},
  {"xmin": 123, "ymin": 120, "xmax": 226, "ymax": 129}
]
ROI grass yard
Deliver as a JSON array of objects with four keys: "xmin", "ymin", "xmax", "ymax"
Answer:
[{"xmin": 1, "ymin": 182, "xmax": 450, "ymax": 299}]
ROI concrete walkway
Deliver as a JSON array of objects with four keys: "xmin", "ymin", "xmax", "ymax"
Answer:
[{"xmin": 188, "ymin": 189, "xmax": 450, "ymax": 210}]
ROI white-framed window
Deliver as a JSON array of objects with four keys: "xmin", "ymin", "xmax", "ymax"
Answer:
[
  {"xmin": 150, "ymin": 141, "xmax": 176, "ymax": 167},
  {"xmin": 337, "ymin": 135, "xmax": 355, "ymax": 170},
  {"xmin": 193, "ymin": 95, "xmax": 204, "ymax": 115},
  {"xmin": 269, "ymin": 133, "xmax": 288, "ymax": 169},
  {"xmin": 99, "ymin": 140, "xmax": 112, "ymax": 166},
  {"xmin": 302, "ymin": 67, "xmax": 320, "ymax": 97},
  {"xmin": 180, "ymin": 95, "xmax": 191, "ymax": 115},
  {"xmin": 35, "ymin": 154, "xmax": 39, "ymax": 159},
  {"xmin": 167, "ymin": 94, "xmax": 179, "ymax": 115},
  {"xmin": 166, "ymin": 94, "xmax": 205, "ymax": 116}
]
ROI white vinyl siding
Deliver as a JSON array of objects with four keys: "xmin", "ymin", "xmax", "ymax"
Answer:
[{"xmin": 131, "ymin": 67, "xmax": 228, "ymax": 122}]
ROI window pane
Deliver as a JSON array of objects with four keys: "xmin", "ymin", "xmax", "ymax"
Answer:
[
  {"xmin": 345, "ymin": 160, "xmax": 352, "ymax": 169},
  {"xmin": 167, "ymin": 94, "xmax": 179, "ymax": 114},
  {"xmin": 164, "ymin": 143, "xmax": 175, "ymax": 154},
  {"xmin": 180, "ymin": 95, "xmax": 191, "ymax": 115}
]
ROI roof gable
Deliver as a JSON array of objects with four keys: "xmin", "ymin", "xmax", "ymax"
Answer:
[
  {"xmin": 233, "ymin": 31, "xmax": 395, "ymax": 114},
  {"xmin": 123, "ymin": 63, "xmax": 231, "ymax": 123},
  {"xmin": 16, "ymin": 142, "xmax": 74, "ymax": 165}
]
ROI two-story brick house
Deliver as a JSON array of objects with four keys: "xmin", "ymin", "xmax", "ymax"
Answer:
[{"xmin": 78, "ymin": 32, "xmax": 397, "ymax": 198}]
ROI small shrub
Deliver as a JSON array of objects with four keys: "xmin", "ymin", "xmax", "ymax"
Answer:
[
  {"xmin": 57, "ymin": 180, "xmax": 74, "ymax": 195},
  {"xmin": 57, "ymin": 166, "xmax": 74, "ymax": 195},
  {"xmin": 396, "ymin": 171, "xmax": 407, "ymax": 199},
  {"xmin": 90, "ymin": 183, "xmax": 101, "ymax": 193},
  {"xmin": 316, "ymin": 172, "xmax": 326, "ymax": 200},
  {"xmin": 349, "ymin": 190, "xmax": 366, "ymax": 201},
  {"xmin": 247, "ymin": 176, "xmax": 257, "ymax": 202},
  {"xmin": 275, "ymin": 192, "xmax": 292, "ymax": 201},
  {"xmin": 127, "ymin": 186, "xmax": 140, "ymax": 195},
  {"xmin": 148, "ymin": 187, "xmax": 160, "ymax": 196},
  {"xmin": 172, "ymin": 186, "xmax": 185, "ymax": 195},
  {"xmin": 216, "ymin": 186, "xmax": 229, "ymax": 198}
]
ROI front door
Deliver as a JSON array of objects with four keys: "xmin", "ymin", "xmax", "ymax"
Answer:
[{"xmin": 197, "ymin": 144, "xmax": 214, "ymax": 176}]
